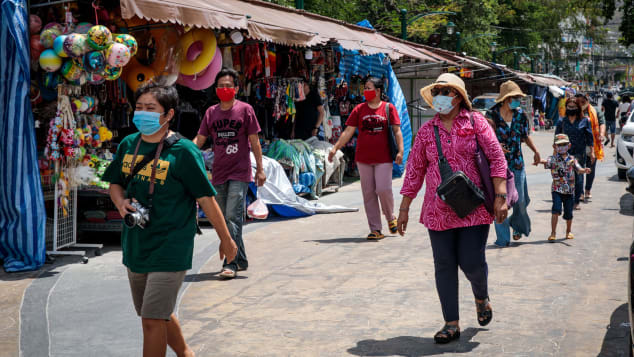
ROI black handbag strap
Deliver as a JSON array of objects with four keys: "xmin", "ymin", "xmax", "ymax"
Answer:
[{"xmin": 433, "ymin": 125, "xmax": 454, "ymax": 182}]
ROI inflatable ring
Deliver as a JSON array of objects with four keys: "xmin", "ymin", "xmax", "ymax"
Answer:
[
  {"xmin": 125, "ymin": 58, "xmax": 156, "ymax": 93},
  {"xmin": 176, "ymin": 49, "xmax": 222, "ymax": 90},
  {"xmin": 179, "ymin": 28, "xmax": 216, "ymax": 76}
]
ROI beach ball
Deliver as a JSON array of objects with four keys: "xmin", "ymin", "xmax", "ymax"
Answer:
[
  {"xmin": 61, "ymin": 60, "xmax": 82, "ymax": 81},
  {"xmin": 29, "ymin": 15, "xmax": 42, "ymax": 34},
  {"xmin": 84, "ymin": 51, "xmax": 106, "ymax": 73},
  {"xmin": 103, "ymin": 65, "xmax": 122, "ymax": 80},
  {"xmin": 39, "ymin": 49, "xmax": 62, "ymax": 72},
  {"xmin": 87, "ymin": 25, "xmax": 112, "ymax": 50},
  {"xmin": 40, "ymin": 28, "xmax": 61, "ymax": 48},
  {"xmin": 30, "ymin": 35, "xmax": 44, "ymax": 60},
  {"xmin": 43, "ymin": 22, "xmax": 62, "ymax": 32},
  {"xmin": 43, "ymin": 72, "xmax": 62, "ymax": 89},
  {"xmin": 53, "ymin": 35, "xmax": 68, "ymax": 58},
  {"xmin": 114, "ymin": 34, "xmax": 138, "ymax": 57},
  {"xmin": 63, "ymin": 34, "xmax": 88, "ymax": 57},
  {"xmin": 105, "ymin": 43, "xmax": 131, "ymax": 67},
  {"xmin": 75, "ymin": 22, "xmax": 93, "ymax": 34},
  {"xmin": 86, "ymin": 72, "xmax": 105, "ymax": 85}
]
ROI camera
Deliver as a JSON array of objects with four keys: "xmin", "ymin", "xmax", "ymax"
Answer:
[{"xmin": 124, "ymin": 201, "xmax": 150, "ymax": 229}]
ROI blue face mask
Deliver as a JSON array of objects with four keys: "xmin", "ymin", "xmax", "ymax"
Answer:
[
  {"xmin": 133, "ymin": 111, "xmax": 166, "ymax": 136},
  {"xmin": 432, "ymin": 95, "xmax": 455, "ymax": 115},
  {"xmin": 509, "ymin": 99, "xmax": 521, "ymax": 110}
]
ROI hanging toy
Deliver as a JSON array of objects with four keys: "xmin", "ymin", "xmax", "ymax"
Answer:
[
  {"xmin": 53, "ymin": 35, "xmax": 68, "ymax": 58},
  {"xmin": 75, "ymin": 22, "xmax": 93, "ymax": 34},
  {"xmin": 61, "ymin": 59, "xmax": 83, "ymax": 81},
  {"xmin": 40, "ymin": 27, "xmax": 61, "ymax": 48},
  {"xmin": 39, "ymin": 49, "xmax": 62, "ymax": 72},
  {"xmin": 63, "ymin": 33, "xmax": 88, "ymax": 57},
  {"xmin": 105, "ymin": 42, "xmax": 131, "ymax": 67},
  {"xmin": 87, "ymin": 25, "xmax": 112, "ymax": 50},
  {"xmin": 114, "ymin": 34, "xmax": 138, "ymax": 57},
  {"xmin": 84, "ymin": 51, "xmax": 106, "ymax": 73},
  {"xmin": 102, "ymin": 65, "xmax": 122, "ymax": 80}
]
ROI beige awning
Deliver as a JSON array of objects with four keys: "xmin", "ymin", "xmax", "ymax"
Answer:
[{"xmin": 119, "ymin": 0, "xmax": 440, "ymax": 61}]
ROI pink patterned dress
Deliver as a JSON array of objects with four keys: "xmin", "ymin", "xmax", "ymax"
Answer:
[{"xmin": 400, "ymin": 108, "xmax": 507, "ymax": 231}]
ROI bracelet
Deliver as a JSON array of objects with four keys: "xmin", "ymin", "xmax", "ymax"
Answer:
[{"xmin": 495, "ymin": 193, "xmax": 507, "ymax": 199}]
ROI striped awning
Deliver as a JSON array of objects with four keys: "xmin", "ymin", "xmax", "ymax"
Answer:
[
  {"xmin": 0, "ymin": 0, "xmax": 46, "ymax": 272},
  {"xmin": 119, "ymin": 0, "xmax": 441, "ymax": 62}
]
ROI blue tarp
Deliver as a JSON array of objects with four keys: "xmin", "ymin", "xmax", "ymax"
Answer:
[
  {"xmin": 335, "ymin": 20, "xmax": 413, "ymax": 177},
  {"xmin": 0, "ymin": 0, "xmax": 46, "ymax": 272}
]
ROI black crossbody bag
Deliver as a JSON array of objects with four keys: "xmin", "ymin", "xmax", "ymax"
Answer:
[{"xmin": 433, "ymin": 125, "xmax": 485, "ymax": 218}]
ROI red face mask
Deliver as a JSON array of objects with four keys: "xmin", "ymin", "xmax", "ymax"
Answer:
[
  {"xmin": 364, "ymin": 90, "xmax": 377, "ymax": 101},
  {"xmin": 216, "ymin": 87, "xmax": 236, "ymax": 102}
]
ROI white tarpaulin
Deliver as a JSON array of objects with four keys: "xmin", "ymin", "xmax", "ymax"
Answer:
[{"xmin": 251, "ymin": 153, "xmax": 358, "ymax": 215}]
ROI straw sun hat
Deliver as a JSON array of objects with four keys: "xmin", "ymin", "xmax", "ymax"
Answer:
[
  {"xmin": 495, "ymin": 80, "xmax": 526, "ymax": 103},
  {"xmin": 420, "ymin": 73, "xmax": 472, "ymax": 111}
]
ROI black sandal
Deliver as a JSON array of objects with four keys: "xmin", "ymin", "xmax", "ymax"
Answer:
[
  {"xmin": 476, "ymin": 298, "xmax": 493, "ymax": 326},
  {"xmin": 434, "ymin": 324, "xmax": 460, "ymax": 344}
]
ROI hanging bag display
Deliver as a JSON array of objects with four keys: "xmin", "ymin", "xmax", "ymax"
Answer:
[
  {"xmin": 384, "ymin": 102, "xmax": 398, "ymax": 161},
  {"xmin": 433, "ymin": 125, "xmax": 485, "ymax": 218},
  {"xmin": 469, "ymin": 113, "xmax": 518, "ymax": 213}
]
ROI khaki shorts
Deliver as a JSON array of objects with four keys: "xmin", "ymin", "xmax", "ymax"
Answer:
[{"xmin": 127, "ymin": 269, "xmax": 187, "ymax": 320}]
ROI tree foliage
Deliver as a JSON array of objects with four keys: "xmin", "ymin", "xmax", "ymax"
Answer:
[{"xmin": 268, "ymin": 0, "xmax": 618, "ymax": 68}]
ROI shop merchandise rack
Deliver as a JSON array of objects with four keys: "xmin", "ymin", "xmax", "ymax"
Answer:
[{"xmin": 43, "ymin": 168, "xmax": 103, "ymax": 264}]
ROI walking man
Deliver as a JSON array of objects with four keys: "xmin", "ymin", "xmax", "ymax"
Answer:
[
  {"xmin": 194, "ymin": 68, "xmax": 267, "ymax": 279},
  {"xmin": 602, "ymin": 92, "xmax": 619, "ymax": 147}
]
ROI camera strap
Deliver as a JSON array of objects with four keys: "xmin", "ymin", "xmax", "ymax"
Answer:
[
  {"xmin": 127, "ymin": 132, "xmax": 169, "ymax": 209},
  {"xmin": 433, "ymin": 125, "xmax": 455, "ymax": 183}
]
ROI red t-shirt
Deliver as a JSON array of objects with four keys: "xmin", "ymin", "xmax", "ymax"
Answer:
[{"xmin": 345, "ymin": 102, "xmax": 400, "ymax": 164}]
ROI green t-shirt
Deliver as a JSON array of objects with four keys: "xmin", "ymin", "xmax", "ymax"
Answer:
[{"xmin": 102, "ymin": 133, "xmax": 216, "ymax": 273}]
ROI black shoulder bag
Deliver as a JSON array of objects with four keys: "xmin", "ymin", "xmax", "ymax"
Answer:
[
  {"xmin": 433, "ymin": 125, "xmax": 485, "ymax": 218},
  {"xmin": 385, "ymin": 102, "xmax": 398, "ymax": 161}
]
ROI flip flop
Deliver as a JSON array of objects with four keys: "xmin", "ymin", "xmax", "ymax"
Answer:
[
  {"xmin": 548, "ymin": 234, "xmax": 556, "ymax": 242},
  {"xmin": 566, "ymin": 232, "xmax": 574, "ymax": 240},
  {"xmin": 219, "ymin": 268, "xmax": 237, "ymax": 279},
  {"xmin": 367, "ymin": 231, "xmax": 385, "ymax": 240},
  {"xmin": 388, "ymin": 219, "xmax": 398, "ymax": 234},
  {"xmin": 434, "ymin": 324, "xmax": 460, "ymax": 344},
  {"xmin": 512, "ymin": 232, "xmax": 522, "ymax": 241}
]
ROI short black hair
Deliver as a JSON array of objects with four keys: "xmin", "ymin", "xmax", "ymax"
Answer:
[
  {"xmin": 135, "ymin": 80, "xmax": 179, "ymax": 113},
  {"xmin": 607, "ymin": 92, "xmax": 614, "ymax": 98},
  {"xmin": 215, "ymin": 67, "xmax": 240, "ymax": 87}
]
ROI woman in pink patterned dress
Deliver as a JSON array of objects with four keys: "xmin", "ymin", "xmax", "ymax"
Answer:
[{"xmin": 396, "ymin": 73, "xmax": 508, "ymax": 344}]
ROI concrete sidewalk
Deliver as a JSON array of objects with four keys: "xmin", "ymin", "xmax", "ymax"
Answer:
[{"xmin": 2, "ymin": 130, "xmax": 633, "ymax": 356}]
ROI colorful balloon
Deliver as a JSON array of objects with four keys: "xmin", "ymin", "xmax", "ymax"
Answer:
[
  {"xmin": 43, "ymin": 22, "xmax": 62, "ymax": 32},
  {"xmin": 53, "ymin": 35, "xmax": 68, "ymax": 58},
  {"xmin": 105, "ymin": 43, "xmax": 131, "ymax": 67},
  {"xmin": 29, "ymin": 15, "xmax": 42, "ymax": 34},
  {"xmin": 114, "ymin": 34, "xmax": 138, "ymax": 57},
  {"xmin": 103, "ymin": 65, "xmax": 122, "ymax": 80},
  {"xmin": 61, "ymin": 60, "xmax": 82, "ymax": 81},
  {"xmin": 84, "ymin": 51, "xmax": 106, "ymax": 73},
  {"xmin": 75, "ymin": 22, "xmax": 93, "ymax": 34},
  {"xmin": 40, "ymin": 28, "xmax": 61, "ymax": 48},
  {"xmin": 39, "ymin": 49, "xmax": 62, "ymax": 72},
  {"xmin": 42, "ymin": 72, "xmax": 62, "ymax": 89},
  {"xmin": 63, "ymin": 34, "xmax": 88, "ymax": 57},
  {"xmin": 87, "ymin": 25, "xmax": 112, "ymax": 50}
]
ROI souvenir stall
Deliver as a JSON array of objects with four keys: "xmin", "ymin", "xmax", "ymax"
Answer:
[{"xmin": 28, "ymin": 1, "xmax": 144, "ymax": 261}]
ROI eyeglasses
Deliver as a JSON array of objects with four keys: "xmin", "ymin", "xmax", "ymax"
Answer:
[{"xmin": 431, "ymin": 87, "xmax": 455, "ymax": 97}]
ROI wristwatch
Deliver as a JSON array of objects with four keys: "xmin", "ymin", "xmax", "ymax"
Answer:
[{"xmin": 495, "ymin": 193, "xmax": 507, "ymax": 199}]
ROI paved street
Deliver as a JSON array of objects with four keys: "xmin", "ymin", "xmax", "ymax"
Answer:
[{"xmin": 1, "ymin": 130, "xmax": 633, "ymax": 357}]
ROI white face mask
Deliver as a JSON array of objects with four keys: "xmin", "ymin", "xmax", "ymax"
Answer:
[
  {"xmin": 432, "ymin": 95, "xmax": 455, "ymax": 115},
  {"xmin": 556, "ymin": 145, "xmax": 569, "ymax": 155}
]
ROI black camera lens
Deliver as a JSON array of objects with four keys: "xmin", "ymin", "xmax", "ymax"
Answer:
[{"xmin": 124, "ymin": 213, "xmax": 137, "ymax": 228}]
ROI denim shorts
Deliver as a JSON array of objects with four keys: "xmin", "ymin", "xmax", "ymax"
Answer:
[
  {"xmin": 551, "ymin": 191, "xmax": 573, "ymax": 220},
  {"xmin": 607, "ymin": 120, "xmax": 616, "ymax": 134}
]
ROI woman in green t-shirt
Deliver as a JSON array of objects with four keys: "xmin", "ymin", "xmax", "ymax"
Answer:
[{"xmin": 103, "ymin": 81, "xmax": 237, "ymax": 357}]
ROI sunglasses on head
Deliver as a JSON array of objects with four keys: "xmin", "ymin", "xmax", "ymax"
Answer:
[{"xmin": 431, "ymin": 87, "xmax": 454, "ymax": 97}]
